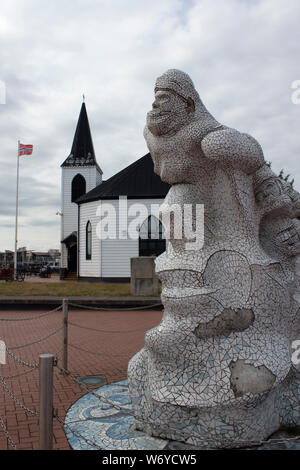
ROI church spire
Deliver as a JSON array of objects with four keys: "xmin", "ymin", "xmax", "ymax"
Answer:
[{"xmin": 61, "ymin": 102, "xmax": 100, "ymax": 169}]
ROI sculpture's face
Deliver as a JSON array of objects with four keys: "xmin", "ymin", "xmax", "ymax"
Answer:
[
  {"xmin": 262, "ymin": 216, "xmax": 300, "ymax": 258},
  {"xmin": 282, "ymin": 181, "xmax": 300, "ymax": 214},
  {"xmin": 255, "ymin": 178, "xmax": 282, "ymax": 203},
  {"xmin": 146, "ymin": 89, "xmax": 193, "ymax": 137}
]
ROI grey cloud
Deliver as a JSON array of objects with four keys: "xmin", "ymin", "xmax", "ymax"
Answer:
[{"xmin": 0, "ymin": 0, "xmax": 300, "ymax": 250}]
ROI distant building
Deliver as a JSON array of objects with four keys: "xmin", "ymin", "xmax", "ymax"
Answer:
[
  {"xmin": 60, "ymin": 102, "xmax": 169, "ymax": 281},
  {"xmin": 0, "ymin": 248, "xmax": 60, "ymax": 268},
  {"xmin": 0, "ymin": 250, "xmax": 14, "ymax": 266},
  {"xmin": 26, "ymin": 250, "xmax": 60, "ymax": 267}
]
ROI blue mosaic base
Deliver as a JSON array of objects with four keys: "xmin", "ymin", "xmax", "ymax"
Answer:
[
  {"xmin": 64, "ymin": 380, "xmax": 300, "ymax": 450},
  {"xmin": 64, "ymin": 380, "xmax": 168, "ymax": 450}
]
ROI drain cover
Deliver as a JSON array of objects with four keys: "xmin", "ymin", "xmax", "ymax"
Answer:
[{"xmin": 78, "ymin": 375, "xmax": 106, "ymax": 386}]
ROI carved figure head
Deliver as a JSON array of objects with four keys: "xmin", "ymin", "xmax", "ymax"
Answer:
[
  {"xmin": 146, "ymin": 69, "xmax": 200, "ymax": 136},
  {"xmin": 254, "ymin": 165, "xmax": 300, "ymax": 218},
  {"xmin": 260, "ymin": 216, "xmax": 300, "ymax": 258},
  {"xmin": 254, "ymin": 167, "xmax": 282, "ymax": 204}
]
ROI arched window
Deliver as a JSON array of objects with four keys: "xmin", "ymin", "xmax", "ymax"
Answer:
[
  {"xmin": 139, "ymin": 215, "xmax": 166, "ymax": 257},
  {"xmin": 86, "ymin": 221, "xmax": 92, "ymax": 260},
  {"xmin": 71, "ymin": 174, "xmax": 86, "ymax": 202}
]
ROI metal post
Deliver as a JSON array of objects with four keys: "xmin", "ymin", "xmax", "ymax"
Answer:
[
  {"xmin": 62, "ymin": 298, "xmax": 68, "ymax": 373},
  {"xmin": 39, "ymin": 354, "xmax": 54, "ymax": 450},
  {"xmin": 14, "ymin": 141, "xmax": 20, "ymax": 280}
]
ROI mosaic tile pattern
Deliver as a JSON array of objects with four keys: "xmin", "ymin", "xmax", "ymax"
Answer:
[
  {"xmin": 128, "ymin": 69, "xmax": 300, "ymax": 448},
  {"xmin": 64, "ymin": 380, "xmax": 300, "ymax": 451},
  {"xmin": 64, "ymin": 380, "xmax": 168, "ymax": 450}
]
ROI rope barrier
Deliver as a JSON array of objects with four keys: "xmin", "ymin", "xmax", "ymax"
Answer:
[
  {"xmin": 68, "ymin": 343, "xmax": 130, "ymax": 358},
  {"xmin": 9, "ymin": 327, "xmax": 63, "ymax": 350},
  {"xmin": 2, "ymin": 368, "xmax": 37, "ymax": 380},
  {"xmin": 54, "ymin": 364, "xmax": 129, "ymax": 412},
  {"xmin": 0, "ymin": 305, "xmax": 62, "ymax": 322},
  {"xmin": 55, "ymin": 413, "xmax": 133, "ymax": 450},
  {"xmin": 68, "ymin": 320, "xmax": 150, "ymax": 334},
  {"xmin": 3, "ymin": 302, "xmax": 299, "ymax": 450},
  {"xmin": 53, "ymin": 363, "xmax": 300, "ymax": 450},
  {"xmin": 54, "ymin": 413, "xmax": 104, "ymax": 450},
  {"xmin": 0, "ymin": 300, "xmax": 134, "ymax": 450},
  {"xmin": 5, "ymin": 347, "xmax": 39, "ymax": 369},
  {"xmin": 0, "ymin": 376, "xmax": 39, "ymax": 417},
  {"xmin": 69, "ymin": 301, "xmax": 162, "ymax": 311},
  {"xmin": 0, "ymin": 416, "xmax": 17, "ymax": 450}
]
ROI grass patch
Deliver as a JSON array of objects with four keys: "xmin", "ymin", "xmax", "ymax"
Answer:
[{"xmin": 0, "ymin": 281, "xmax": 132, "ymax": 297}]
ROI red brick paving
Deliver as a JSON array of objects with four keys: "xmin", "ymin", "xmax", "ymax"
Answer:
[{"xmin": 0, "ymin": 307, "xmax": 163, "ymax": 450}]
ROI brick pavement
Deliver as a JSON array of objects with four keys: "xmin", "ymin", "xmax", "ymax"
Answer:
[{"xmin": 0, "ymin": 306, "xmax": 163, "ymax": 450}]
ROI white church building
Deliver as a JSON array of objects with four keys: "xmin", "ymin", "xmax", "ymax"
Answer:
[{"xmin": 60, "ymin": 102, "xmax": 169, "ymax": 281}]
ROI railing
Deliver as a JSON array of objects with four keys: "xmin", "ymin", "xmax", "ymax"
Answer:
[
  {"xmin": 0, "ymin": 299, "xmax": 161, "ymax": 450},
  {"xmin": 1, "ymin": 299, "xmax": 299, "ymax": 451}
]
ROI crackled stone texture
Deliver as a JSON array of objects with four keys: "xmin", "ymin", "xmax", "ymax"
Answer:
[
  {"xmin": 194, "ymin": 308, "xmax": 255, "ymax": 339},
  {"xmin": 128, "ymin": 69, "xmax": 300, "ymax": 449},
  {"xmin": 229, "ymin": 360, "xmax": 276, "ymax": 397}
]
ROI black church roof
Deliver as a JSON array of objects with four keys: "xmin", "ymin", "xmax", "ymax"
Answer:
[
  {"xmin": 61, "ymin": 231, "xmax": 77, "ymax": 245},
  {"xmin": 76, "ymin": 153, "xmax": 170, "ymax": 204},
  {"xmin": 61, "ymin": 102, "xmax": 102, "ymax": 173}
]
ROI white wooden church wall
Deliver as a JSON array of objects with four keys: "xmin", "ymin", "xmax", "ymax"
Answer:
[
  {"xmin": 79, "ymin": 198, "xmax": 164, "ymax": 278},
  {"xmin": 61, "ymin": 166, "xmax": 102, "ymax": 268},
  {"xmin": 79, "ymin": 200, "xmax": 101, "ymax": 277}
]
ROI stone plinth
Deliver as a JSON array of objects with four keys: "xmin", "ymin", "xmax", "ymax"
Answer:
[{"xmin": 130, "ymin": 257, "xmax": 160, "ymax": 296}]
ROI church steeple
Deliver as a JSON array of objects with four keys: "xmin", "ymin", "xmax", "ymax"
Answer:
[
  {"xmin": 60, "ymin": 100, "xmax": 103, "ymax": 278},
  {"xmin": 61, "ymin": 102, "xmax": 102, "ymax": 173}
]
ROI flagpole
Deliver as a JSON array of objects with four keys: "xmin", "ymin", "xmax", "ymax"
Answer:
[{"xmin": 14, "ymin": 141, "xmax": 20, "ymax": 280}]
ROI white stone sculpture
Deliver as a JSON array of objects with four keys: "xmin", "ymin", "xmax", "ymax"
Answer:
[{"xmin": 128, "ymin": 69, "xmax": 300, "ymax": 448}]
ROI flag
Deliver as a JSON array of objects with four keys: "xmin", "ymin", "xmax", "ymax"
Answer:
[{"xmin": 19, "ymin": 143, "xmax": 33, "ymax": 156}]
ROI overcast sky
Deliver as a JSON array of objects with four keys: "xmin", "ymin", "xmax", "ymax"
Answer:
[{"xmin": 0, "ymin": 0, "xmax": 300, "ymax": 252}]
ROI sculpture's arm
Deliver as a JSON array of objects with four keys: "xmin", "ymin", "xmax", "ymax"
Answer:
[{"xmin": 201, "ymin": 128, "xmax": 264, "ymax": 175}]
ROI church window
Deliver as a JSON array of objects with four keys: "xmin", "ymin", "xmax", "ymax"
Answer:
[
  {"xmin": 86, "ymin": 221, "xmax": 92, "ymax": 260},
  {"xmin": 139, "ymin": 215, "xmax": 166, "ymax": 257},
  {"xmin": 71, "ymin": 174, "xmax": 86, "ymax": 202}
]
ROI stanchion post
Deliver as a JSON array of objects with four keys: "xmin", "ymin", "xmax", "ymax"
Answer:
[
  {"xmin": 62, "ymin": 298, "xmax": 68, "ymax": 373},
  {"xmin": 39, "ymin": 353, "xmax": 54, "ymax": 450}
]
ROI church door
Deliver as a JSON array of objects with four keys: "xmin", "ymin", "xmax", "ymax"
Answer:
[{"xmin": 68, "ymin": 244, "xmax": 77, "ymax": 272}]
